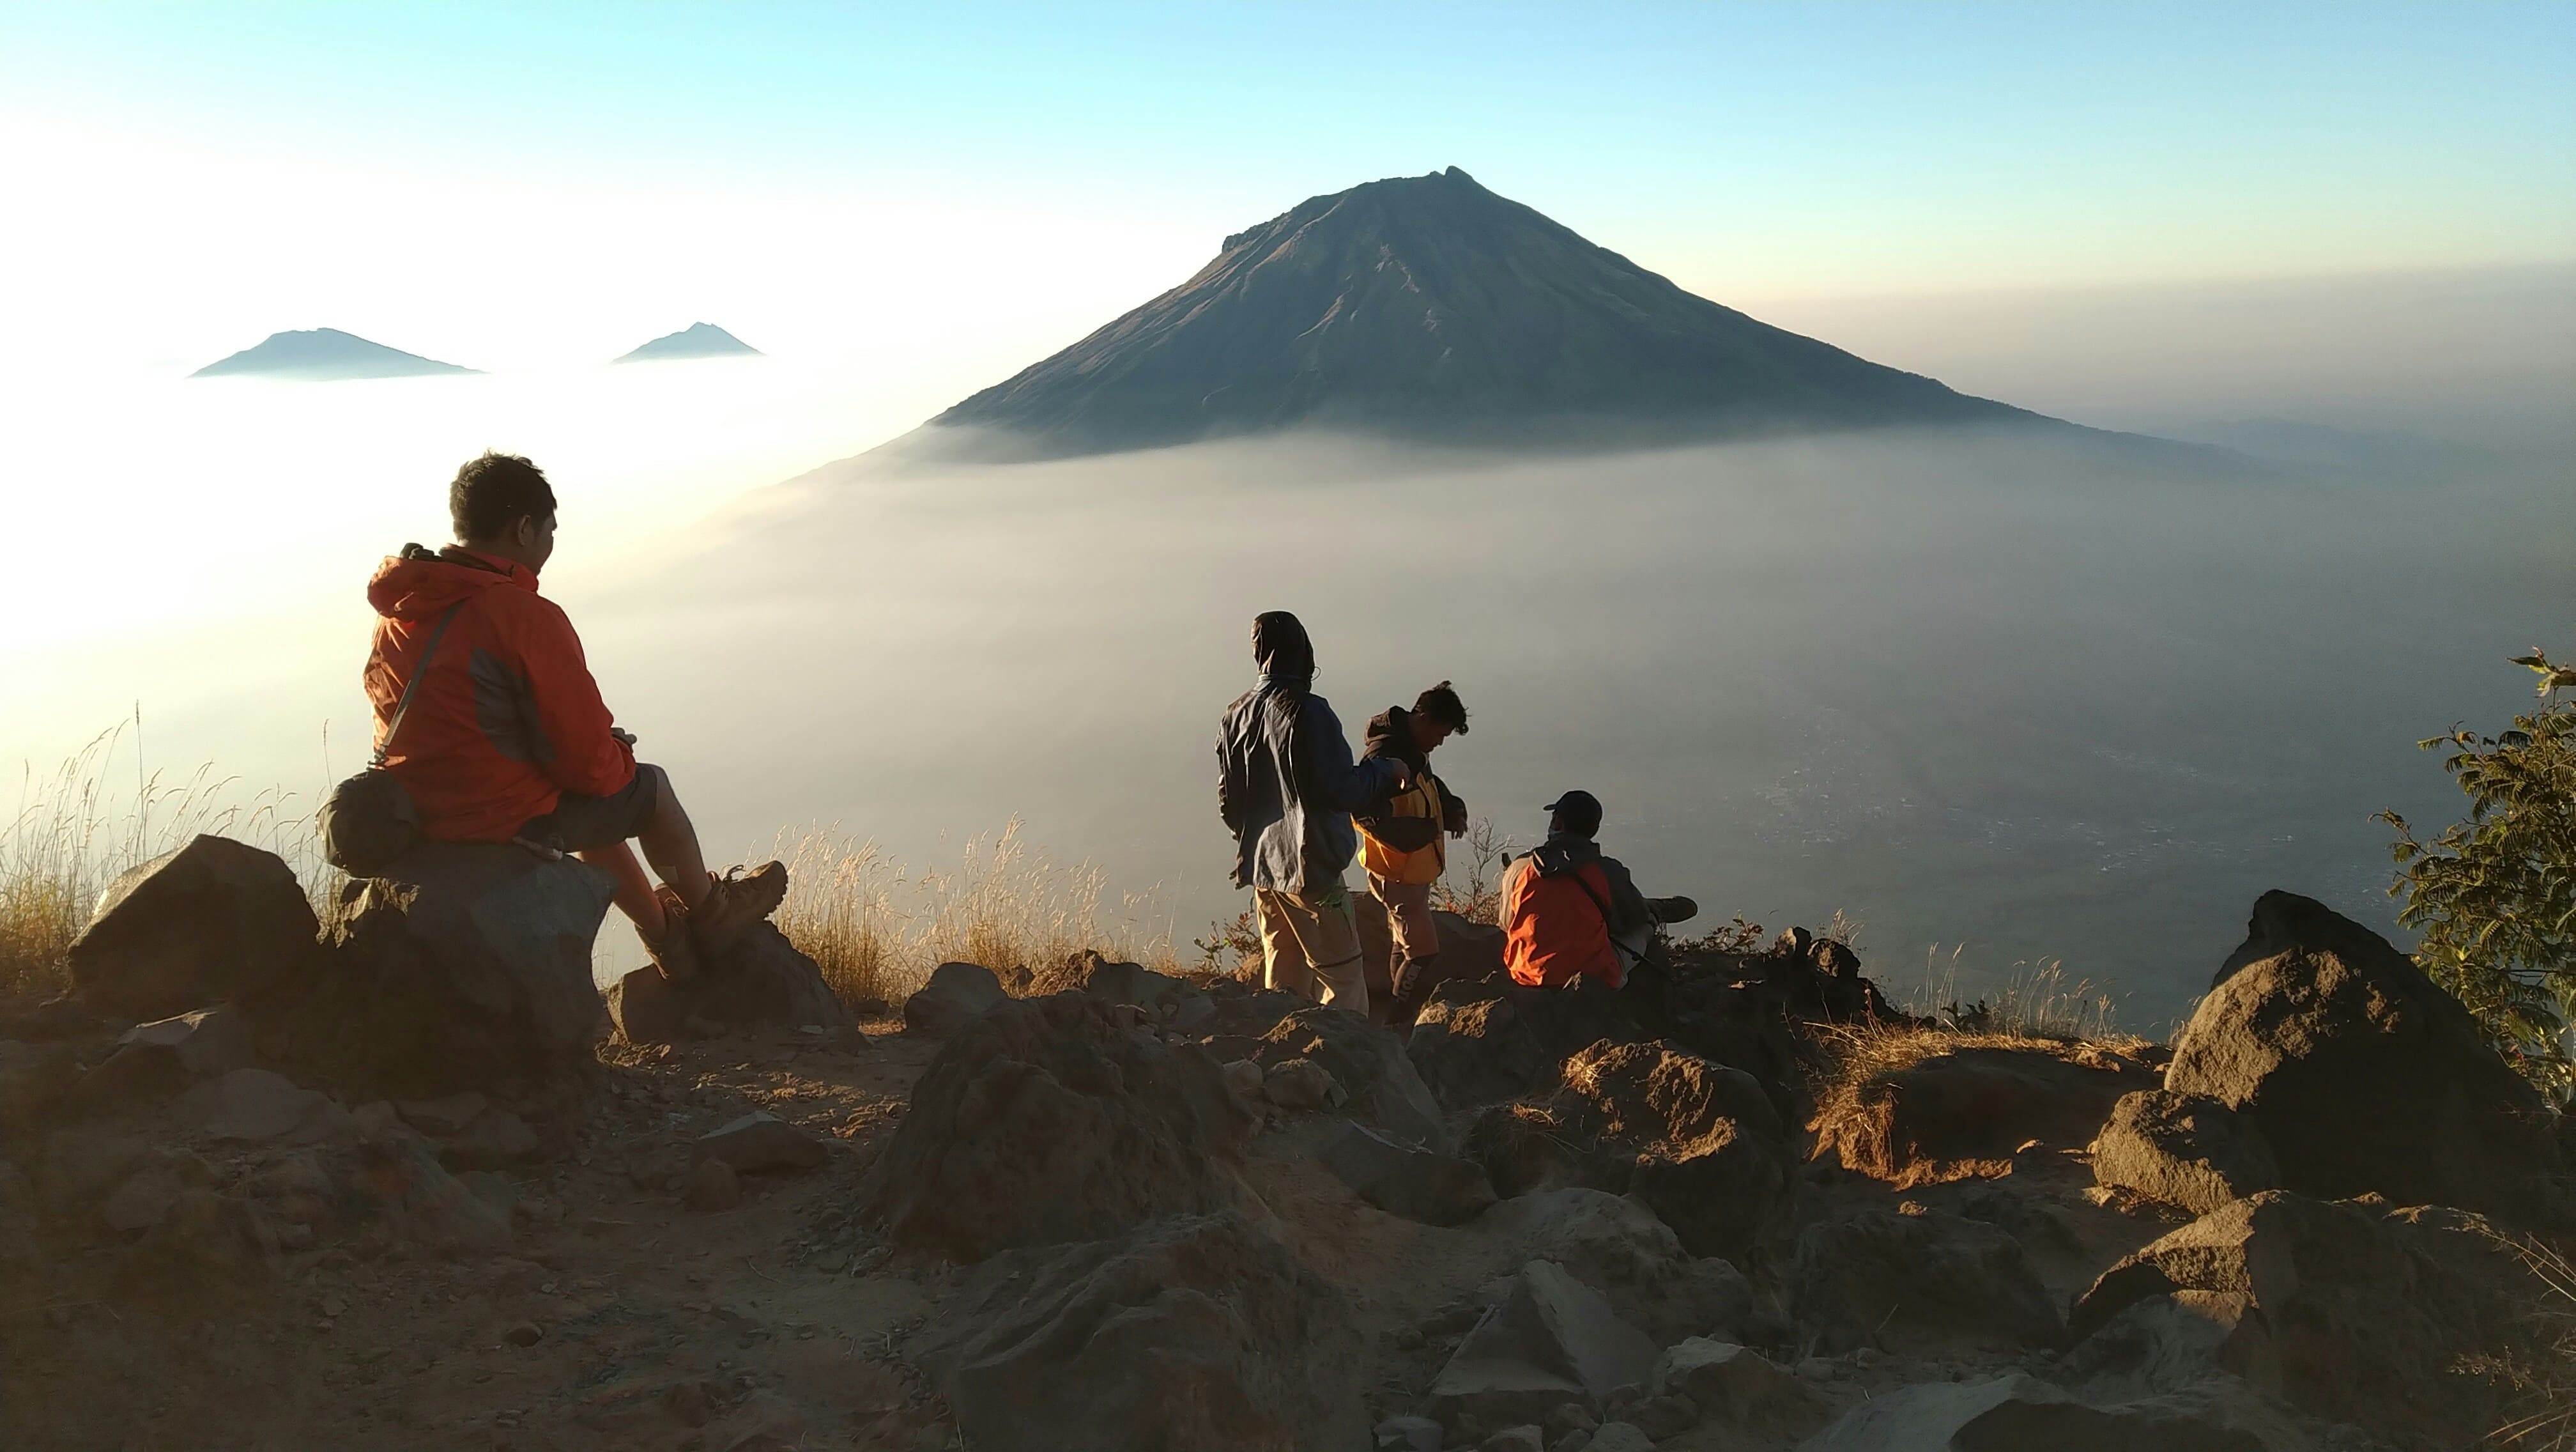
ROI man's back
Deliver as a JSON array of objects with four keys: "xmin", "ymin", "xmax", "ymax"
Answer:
[{"xmin": 1501, "ymin": 835, "xmax": 1647, "ymax": 988}]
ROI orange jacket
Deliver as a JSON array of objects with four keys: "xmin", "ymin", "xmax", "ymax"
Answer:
[
  {"xmin": 1500, "ymin": 837, "xmax": 1648, "ymax": 989},
  {"xmin": 362, "ymin": 546, "xmax": 634, "ymax": 842}
]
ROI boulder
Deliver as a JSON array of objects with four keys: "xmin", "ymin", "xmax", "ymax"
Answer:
[
  {"xmin": 683, "ymin": 1159, "xmax": 742, "ymax": 1211},
  {"xmin": 2066, "ymin": 1190, "xmax": 2550, "ymax": 1447},
  {"xmin": 1480, "ymin": 1427, "xmax": 1544, "ymax": 1452},
  {"xmin": 1653, "ymin": 1340, "xmax": 1825, "ymax": 1437},
  {"xmin": 604, "ymin": 965, "xmax": 683, "ymax": 1046},
  {"xmin": 917, "ymin": 1210, "xmax": 1367, "ymax": 1452},
  {"xmin": 2053, "ymin": 1291, "xmax": 2281, "ymax": 1403},
  {"xmin": 1375, "ymin": 1414, "xmax": 1444, "ymax": 1451},
  {"xmin": 1430, "ymin": 1260, "xmax": 1660, "ymax": 1427},
  {"xmin": 1265, "ymin": 1058, "xmax": 1347, "ymax": 1111},
  {"xmin": 345, "ymin": 1136, "xmax": 513, "ymax": 1252},
  {"xmin": 860, "ymin": 993, "xmax": 1256, "ymax": 1262},
  {"xmin": 1812, "ymin": 1039, "xmax": 2161, "ymax": 1189},
  {"xmin": 261, "ymin": 842, "xmax": 617, "ymax": 1095},
  {"xmin": 696, "ymin": 1110, "xmax": 827, "ymax": 1173},
  {"xmin": 66, "ymin": 834, "xmax": 319, "ymax": 1019},
  {"xmin": 1797, "ymin": 1375, "xmax": 2269, "ymax": 1452},
  {"xmin": 1558, "ymin": 1040, "xmax": 1793, "ymax": 1265},
  {"xmin": 904, "ymin": 962, "xmax": 1008, "ymax": 1038},
  {"xmin": 1319, "ymin": 1122, "xmax": 1497, "ymax": 1226},
  {"xmin": 1485, "ymin": 1188, "xmax": 1756, "ymax": 1347},
  {"xmin": 114, "ymin": 1004, "xmax": 256, "ymax": 1078},
  {"xmin": 1407, "ymin": 980, "xmax": 1558, "ymax": 1111},
  {"xmin": 1255, "ymin": 1006, "xmax": 1450, "ymax": 1149},
  {"xmin": 1790, "ymin": 1207, "xmax": 2062, "ymax": 1355},
  {"xmin": 2165, "ymin": 890, "xmax": 2568, "ymax": 1224},
  {"xmin": 1581, "ymin": 1426, "xmax": 1652, "ymax": 1452},
  {"xmin": 615, "ymin": 920, "xmax": 859, "ymax": 1046},
  {"xmin": 2089, "ymin": 1090, "xmax": 2280, "ymax": 1216},
  {"xmin": 1462, "ymin": 1100, "xmax": 1591, "ymax": 1199}
]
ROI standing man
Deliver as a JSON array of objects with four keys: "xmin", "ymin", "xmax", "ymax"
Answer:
[
  {"xmin": 1218, "ymin": 611, "xmax": 1411, "ymax": 1012},
  {"xmin": 1357, "ymin": 683, "xmax": 1470, "ymax": 1019}
]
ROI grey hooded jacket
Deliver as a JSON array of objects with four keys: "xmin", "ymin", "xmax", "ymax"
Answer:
[{"xmin": 1218, "ymin": 672, "xmax": 1406, "ymax": 895}]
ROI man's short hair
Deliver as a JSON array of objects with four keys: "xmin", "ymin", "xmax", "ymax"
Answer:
[
  {"xmin": 1415, "ymin": 681, "xmax": 1469, "ymax": 734},
  {"xmin": 450, "ymin": 451, "xmax": 556, "ymax": 542}
]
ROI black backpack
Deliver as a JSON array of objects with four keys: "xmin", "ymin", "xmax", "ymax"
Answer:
[{"xmin": 319, "ymin": 602, "xmax": 464, "ymax": 877}]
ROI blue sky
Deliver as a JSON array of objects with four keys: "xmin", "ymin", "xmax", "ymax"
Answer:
[{"xmin": 1, "ymin": 2, "xmax": 2569, "ymax": 377}]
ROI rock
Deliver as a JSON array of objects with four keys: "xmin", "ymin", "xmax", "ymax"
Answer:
[
  {"xmin": 0, "ymin": 1159, "xmax": 35, "ymax": 1267},
  {"xmin": 1558, "ymin": 1040, "xmax": 1793, "ymax": 1265},
  {"xmin": 1629, "ymin": 1394, "xmax": 1698, "ymax": 1439},
  {"xmin": 2066, "ymin": 1189, "xmax": 2550, "ymax": 1446},
  {"xmin": 1483, "ymin": 1428, "xmax": 1544, "ymax": 1452},
  {"xmin": 1462, "ymin": 1101, "xmax": 1593, "ymax": 1199},
  {"xmin": 2165, "ymin": 890, "xmax": 2568, "ymax": 1224},
  {"xmin": 918, "ymin": 1210, "xmax": 1368, "ymax": 1451},
  {"xmin": 119, "ymin": 1187, "xmax": 277, "ymax": 1294},
  {"xmin": 1484, "ymin": 1188, "xmax": 1754, "ymax": 1347},
  {"xmin": 1577, "ymin": 1425, "xmax": 1650, "ymax": 1452},
  {"xmin": 1653, "ymin": 1340, "xmax": 1826, "ymax": 1437},
  {"xmin": 102, "ymin": 1165, "xmax": 186, "ymax": 1233},
  {"xmin": 350, "ymin": 1136, "xmax": 513, "ymax": 1251},
  {"xmin": 1798, "ymin": 1375, "xmax": 2269, "ymax": 1452},
  {"xmin": 1076, "ymin": 953, "xmax": 1192, "ymax": 1013},
  {"xmin": 438, "ymin": 1107, "xmax": 539, "ymax": 1168},
  {"xmin": 183, "ymin": 1068, "xmax": 332, "ymax": 1141},
  {"xmin": 1409, "ymin": 981, "xmax": 1558, "ymax": 1111},
  {"xmin": 395, "ymin": 1091, "xmax": 489, "ymax": 1134},
  {"xmin": 505, "ymin": 1320, "xmax": 544, "ymax": 1347},
  {"xmin": 264, "ymin": 842, "xmax": 617, "ymax": 1095},
  {"xmin": 696, "ymin": 1111, "xmax": 827, "ymax": 1173},
  {"xmin": 904, "ymin": 962, "xmax": 1008, "ymax": 1038},
  {"xmin": 38, "ymin": 1130, "xmax": 150, "ymax": 1219},
  {"xmin": 1264, "ymin": 1057, "xmax": 1347, "ymax": 1110},
  {"xmin": 67, "ymin": 834, "xmax": 320, "ymax": 1019},
  {"xmin": 115, "ymin": 1003, "xmax": 257, "ymax": 1077},
  {"xmin": 627, "ymin": 921, "xmax": 862, "ymax": 1044},
  {"xmin": 1256, "ymin": 1006, "xmax": 1451, "ymax": 1148},
  {"xmin": 605, "ymin": 964, "xmax": 683, "ymax": 1045},
  {"xmin": 1430, "ymin": 1260, "xmax": 1660, "ymax": 1426},
  {"xmin": 2089, "ymin": 1090, "xmax": 2280, "ymax": 1216},
  {"xmin": 1790, "ymin": 1207, "xmax": 2062, "ymax": 1355},
  {"xmin": 1321, "ymin": 1122, "xmax": 1498, "ymax": 1226},
  {"xmin": 1811, "ymin": 1039, "xmax": 2161, "ymax": 1189},
  {"xmin": 2053, "ymin": 1291, "xmax": 2281, "ymax": 1402},
  {"xmin": 1376, "ymin": 1414, "xmax": 1444, "ymax": 1451},
  {"xmin": 682, "ymin": 1159, "xmax": 742, "ymax": 1211},
  {"xmin": 1222, "ymin": 1058, "xmax": 1266, "ymax": 1106},
  {"xmin": 860, "ymin": 993, "xmax": 1256, "ymax": 1262},
  {"xmin": 0, "ymin": 1039, "xmax": 79, "ymax": 1135},
  {"xmin": 457, "ymin": 1169, "xmax": 519, "ymax": 1218}
]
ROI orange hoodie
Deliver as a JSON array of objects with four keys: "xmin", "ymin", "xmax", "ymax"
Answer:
[{"xmin": 362, "ymin": 546, "xmax": 635, "ymax": 842}]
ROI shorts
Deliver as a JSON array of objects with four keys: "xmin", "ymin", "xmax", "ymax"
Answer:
[{"xmin": 516, "ymin": 762, "xmax": 663, "ymax": 853}]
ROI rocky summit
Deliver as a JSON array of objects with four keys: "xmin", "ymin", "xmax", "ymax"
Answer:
[
  {"xmin": 2, "ymin": 842, "xmax": 2570, "ymax": 1450},
  {"xmin": 926, "ymin": 167, "xmax": 2046, "ymax": 457}
]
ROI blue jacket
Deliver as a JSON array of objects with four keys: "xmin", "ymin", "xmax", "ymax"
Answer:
[{"xmin": 1218, "ymin": 673, "xmax": 1406, "ymax": 895}]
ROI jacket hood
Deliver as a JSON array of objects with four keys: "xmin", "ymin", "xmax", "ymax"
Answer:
[
  {"xmin": 367, "ymin": 544, "xmax": 532, "ymax": 621},
  {"xmin": 1529, "ymin": 833, "xmax": 1601, "ymax": 877}
]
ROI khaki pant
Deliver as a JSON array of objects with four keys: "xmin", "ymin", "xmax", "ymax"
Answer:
[
  {"xmin": 1255, "ymin": 881, "xmax": 1369, "ymax": 1013},
  {"xmin": 1368, "ymin": 873, "xmax": 1439, "ymax": 970}
]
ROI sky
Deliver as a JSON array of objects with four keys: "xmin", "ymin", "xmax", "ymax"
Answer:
[{"xmin": 1, "ymin": 2, "xmax": 2570, "ymax": 385}]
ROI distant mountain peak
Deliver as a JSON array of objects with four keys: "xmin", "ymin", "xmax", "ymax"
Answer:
[
  {"xmin": 190, "ymin": 327, "xmax": 478, "ymax": 381},
  {"xmin": 614, "ymin": 322, "xmax": 762, "ymax": 364},
  {"xmin": 930, "ymin": 167, "xmax": 2043, "ymax": 458}
]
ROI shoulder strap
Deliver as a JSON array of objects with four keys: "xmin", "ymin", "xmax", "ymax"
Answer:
[
  {"xmin": 371, "ymin": 601, "xmax": 467, "ymax": 768},
  {"xmin": 1567, "ymin": 866, "xmax": 1643, "ymax": 965}
]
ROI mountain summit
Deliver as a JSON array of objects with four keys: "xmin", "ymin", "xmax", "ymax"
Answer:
[
  {"xmin": 190, "ymin": 327, "xmax": 478, "ymax": 380},
  {"xmin": 930, "ymin": 167, "xmax": 2038, "ymax": 456},
  {"xmin": 614, "ymin": 322, "xmax": 762, "ymax": 364}
]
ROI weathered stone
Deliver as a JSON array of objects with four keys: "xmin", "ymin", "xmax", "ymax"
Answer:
[
  {"xmin": 2089, "ymin": 1090, "xmax": 2280, "ymax": 1216},
  {"xmin": 1264, "ymin": 1056, "xmax": 1347, "ymax": 1111},
  {"xmin": 0, "ymin": 1039, "xmax": 79, "ymax": 1135},
  {"xmin": 1462, "ymin": 1101, "xmax": 1592, "ymax": 1199},
  {"xmin": 437, "ymin": 1108, "xmax": 539, "ymax": 1169},
  {"xmin": 1321, "ymin": 1122, "xmax": 1498, "ymax": 1226},
  {"xmin": 1256, "ymin": 1006, "xmax": 1450, "ymax": 1148},
  {"xmin": 672, "ymin": 921, "xmax": 862, "ymax": 1041},
  {"xmin": 1652, "ymin": 1340, "xmax": 1823, "ymax": 1434},
  {"xmin": 1430, "ymin": 1260, "xmax": 1660, "ymax": 1426},
  {"xmin": 2053, "ymin": 1291, "xmax": 2281, "ymax": 1402},
  {"xmin": 861, "ymin": 994, "xmax": 1255, "ymax": 1262},
  {"xmin": 904, "ymin": 962, "xmax": 1008, "ymax": 1038},
  {"xmin": 1577, "ymin": 1424, "xmax": 1650, "ymax": 1452},
  {"xmin": 1484, "ymin": 1188, "xmax": 1754, "ymax": 1347},
  {"xmin": 2166, "ymin": 890, "xmax": 2568, "ymax": 1224},
  {"xmin": 184, "ymin": 1068, "xmax": 332, "ymax": 1141},
  {"xmin": 117, "ymin": 1004, "xmax": 256, "ymax": 1077},
  {"xmin": 68, "ymin": 834, "xmax": 319, "ymax": 1019},
  {"xmin": 1482, "ymin": 1426, "xmax": 1544, "ymax": 1452},
  {"xmin": 1799, "ymin": 1375, "xmax": 2267, "ymax": 1452},
  {"xmin": 349, "ymin": 1137, "xmax": 513, "ymax": 1252},
  {"xmin": 1409, "ymin": 981, "xmax": 1558, "ymax": 1111},
  {"xmin": 1077, "ymin": 953, "xmax": 1191, "ymax": 1012},
  {"xmin": 396, "ymin": 1091, "xmax": 489, "ymax": 1135},
  {"xmin": 1812, "ymin": 1039, "xmax": 2161, "ymax": 1189},
  {"xmin": 266, "ymin": 842, "xmax": 617, "ymax": 1095},
  {"xmin": 1790, "ymin": 1207, "xmax": 2063, "ymax": 1355},
  {"xmin": 1222, "ymin": 1057, "xmax": 1266, "ymax": 1106},
  {"xmin": 919, "ymin": 1210, "xmax": 1367, "ymax": 1452},
  {"xmin": 1558, "ymin": 1040, "xmax": 1793, "ymax": 1265},
  {"xmin": 696, "ymin": 1111, "xmax": 827, "ymax": 1173},
  {"xmin": 103, "ymin": 1165, "xmax": 186, "ymax": 1233},
  {"xmin": 1629, "ymin": 1394, "xmax": 1698, "ymax": 1439},
  {"xmin": 38, "ymin": 1130, "xmax": 150, "ymax": 1219},
  {"xmin": 682, "ymin": 1158, "xmax": 742, "ymax": 1212},
  {"xmin": 606, "ymin": 964, "xmax": 683, "ymax": 1045},
  {"xmin": 1374, "ymin": 1414, "xmax": 1444, "ymax": 1451}
]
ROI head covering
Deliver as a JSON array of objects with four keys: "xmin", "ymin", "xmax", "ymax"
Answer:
[
  {"xmin": 1544, "ymin": 789, "xmax": 1603, "ymax": 838},
  {"xmin": 1414, "ymin": 681, "xmax": 1469, "ymax": 734},
  {"xmin": 1251, "ymin": 610, "xmax": 1314, "ymax": 679}
]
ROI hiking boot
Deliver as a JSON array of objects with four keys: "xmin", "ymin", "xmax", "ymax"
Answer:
[
  {"xmin": 644, "ymin": 886, "xmax": 701, "ymax": 984},
  {"xmin": 689, "ymin": 860, "xmax": 789, "ymax": 959}
]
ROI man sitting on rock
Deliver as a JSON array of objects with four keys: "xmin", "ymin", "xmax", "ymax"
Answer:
[
  {"xmin": 1499, "ymin": 790, "xmax": 1694, "ymax": 1012},
  {"xmin": 363, "ymin": 450, "xmax": 785, "ymax": 982},
  {"xmin": 1355, "ymin": 681, "xmax": 1471, "ymax": 1022},
  {"xmin": 1218, "ymin": 610, "xmax": 1412, "ymax": 1012}
]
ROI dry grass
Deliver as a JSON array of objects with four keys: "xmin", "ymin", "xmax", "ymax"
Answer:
[
  {"xmin": 1429, "ymin": 817, "xmax": 1521, "ymax": 923},
  {"xmin": 772, "ymin": 819, "xmax": 1179, "ymax": 1010},
  {"xmin": 1, "ymin": 726, "xmax": 330, "ymax": 1000},
  {"xmin": 2492, "ymin": 1233, "xmax": 2576, "ymax": 1449}
]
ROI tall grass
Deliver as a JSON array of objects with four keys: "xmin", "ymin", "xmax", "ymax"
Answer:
[
  {"xmin": 1896, "ymin": 942, "xmax": 2122, "ymax": 1042},
  {"xmin": 772, "ymin": 819, "xmax": 1178, "ymax": 1010},
  {"xmin": 1, "ymin": 725, "xmax": 330, "ymax": 999}
]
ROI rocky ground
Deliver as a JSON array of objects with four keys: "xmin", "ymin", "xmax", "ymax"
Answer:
[{"xmin": 3, "ymin": 842, "xmax": 2570, "ymax": 1451}]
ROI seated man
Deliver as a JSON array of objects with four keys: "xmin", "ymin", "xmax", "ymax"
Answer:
[
  {"xmin": 1499, "ymin": 790, "xmax": 1694, "ymax": 998},
  {"xmin": 362, "ymin": 451, "xmax": 784, "ymax": 980}
]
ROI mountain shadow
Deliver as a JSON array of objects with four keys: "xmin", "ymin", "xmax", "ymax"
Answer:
[
  {"xmin": 613, "ymin": 322, "xmax": 763, "ymax": 364},
  {"xmin": 190, "ymin": 328, "xmax": 479, "ymax": 380},
  {"xmin": 925, "ymin": 167, "xmax": 2053, "ymax": 459}
]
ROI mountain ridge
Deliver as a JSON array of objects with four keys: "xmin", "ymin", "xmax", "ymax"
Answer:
[
  {"xmin": 615, "ymin": 322, "xmax": 762, "ymax": 364},
  {"xmin": 190, "ymin": 327, "xmax": 478, "ymax": 380}
]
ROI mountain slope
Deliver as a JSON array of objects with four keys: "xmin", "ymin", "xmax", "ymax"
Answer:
[
  {"xmin": 614, "ymin": 322, "xmax": 762, "ymax": 364},
  {"xmin": 930, "ymin": 167, "xmax": 2042, "ymax": 456},
  {"xmin": 190, "ymin": 328, "xmax": 478, "ymax": 380}
]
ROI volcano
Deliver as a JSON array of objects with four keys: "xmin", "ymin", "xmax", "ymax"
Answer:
[
  {"xmin": 190, "ymin": 328, "xmax": 479, "ymax": 380},
  {"xmin": 927, "ymin": 167, "xmax": 2044, "ymax": 457}
]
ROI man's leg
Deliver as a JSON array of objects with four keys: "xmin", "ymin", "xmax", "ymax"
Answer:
[
  {"xmin": 1381, "ymin": 876, "xmax": 1440, "ymax": 1024},
  {"xmin": 1255, "ymin": 889, "xmax": 1316, "ymax": 1000},
  {"xmin": 1294, "ymin": 881, "xmax": 1370, "ymax": 1015},
  {"xmin": 631, "ymin": 771, "xmax": 710, "ymax": 911},
  {"xmin": 580, "ymin": 841, "xmax": 668, "ymax": 937}
]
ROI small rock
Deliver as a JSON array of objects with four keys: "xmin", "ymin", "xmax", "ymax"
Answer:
[
  {"xmin": 186, "ymin": 1068, "xmax": 330, "ymax": 1142},
  {"xmin": 1551, "ymin": 1433, "xmax": 1591, "ymax": 1452},
  {"xmin": 1222, "ymin": 1058, "xmax": 1266, "ymax": 1106},
  {"xmin": 117, "ymin": 1003, "xmax": 257, "ymax": 1077},
  {"xmin": 1263, "ymin": 1056, "xmax": 1346, "ymax": 1111},
  {"xmin": 696, "ymin": 1111, "xmax": 827, "ymax": 1173},
  {"xmin": 683, "ymin": 1159, "xmax": 742, "ymax": 1212},
  {"xmin": 103, "ymin": 1166, "xmax": 186, "ymax": 1233},
  {"xmin": 457, "ymin": 1170, "xmax": 519, "ymax": 1217},
  {"xmin": 504, "ymin": 1320, "xmax": 544, "ymax": 1347},
  {"xmin": 440, "ymin": 1109, "xmax": 539, "ymax": 1169},
  {"xmin": 1483, "ymin": 1427, "xmax": 1545, "ymax": 1452},
  {"xmin": 1375, "ymin": 1413, "xmax": 1443, "ymax": 1451},
  {"xmin": 903, "ymin": 962, "xmax": 1008, "ymax": 1039},
  {"xmin": 1320, "ymin": 1122, "xmax": 1496, "ymax": 1226},
  {"xmin": 395, "ymin": 1091, "xmax": 490, "ymax": 1136},
  {"xmin": 1582, "ymin": 1426, "xmax": 1652, "ymax": 1452},
  {"xmin": 1545, "ymin": 1402, "xmax": 1597, "ymax": 1437},
  {"xmin": 1630, "ymin": 1393, "xmax": 1698, "ymax": 1439}
]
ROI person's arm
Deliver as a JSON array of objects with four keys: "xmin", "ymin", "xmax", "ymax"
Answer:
[
  {"xmin": 1296, "ymin": 696, "xmax": 1407, "ymax": 812},
  {"xmin": 1598, "ymin": 855, "xmax": 1653, "ymax": 939},
  {"xmin": 1217, "ymin": 722, "xmax": 1241, "ymax": 840},
  {"xmin": 510, "ymin": 598, "xmax": 635, "ymax": 797},
  {"xmin": 1436, "ymin": 778, "xmax": 1468, "ymax": 837}
]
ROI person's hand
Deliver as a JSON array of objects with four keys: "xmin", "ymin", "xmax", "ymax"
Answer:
[
  {"xmin": 1387, "ymin": 761, "xmax": 1414, "ymax": 792},
  {"xmin": 611, "ymin": 727, "xmax": 637, "ymax": 748}
]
